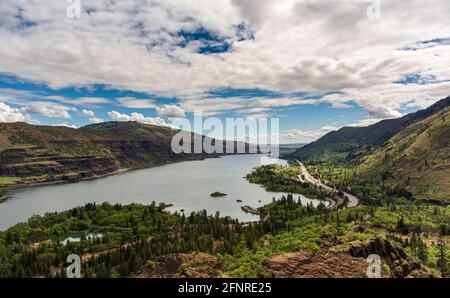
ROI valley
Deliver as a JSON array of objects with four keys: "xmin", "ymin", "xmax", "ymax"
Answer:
[
  {"xmin": 0, "ymin": 95, "xmax": 449, "ymax": 278},
  {"xmin": 0, "ymin": 121, "xmax": 258, "ymax": 193},
  {"xmin": 288, "ymin": 95, "xmax": 450, "ymax": 203}
]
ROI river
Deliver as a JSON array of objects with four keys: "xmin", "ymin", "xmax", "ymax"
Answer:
[{"xmin": 0, "ymin": 154, "xmax": 322, "ymax": 230}]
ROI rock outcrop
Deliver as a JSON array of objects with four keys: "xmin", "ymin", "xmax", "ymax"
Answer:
[
  {"xmin": 0, "ymin": 122, "xmax": 224, "ymax": 188},
  {"xmin": 262, "ymin": 238, "xmax": 435, "ymax": 278},
  {"xmin": 348, "ymin": 238, "xmax": 426, "ymax": 278},
  {"xmin": 138, "ymin": 252, "xmax": 221, "ymax": 278},
  {"xmin": 262, "ymin": 250, "xmax": 371, "ymax": 278}
]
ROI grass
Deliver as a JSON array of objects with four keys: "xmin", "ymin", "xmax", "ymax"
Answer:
[
  {"xmin": 356, "ymin": 107, "xmax": 450, "ymax": 200},
  {"xmin": 0, "ymin": 176, "xmax": 23, "ymax": 184}
]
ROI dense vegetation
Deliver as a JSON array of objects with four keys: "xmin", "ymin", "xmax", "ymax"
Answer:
[
  {"xmin": 1, "ymin": 95, "xmax": 449, "ymax": 277},
  {"xmin": 1, "ymin": 195, "xmax": 448, "ymax": 277},
  {"xmin": 356, "ymin": 106, "xmax": 450, "ymax": 200},
  {"xmin": 287, "ymin": 96, "xmax": 450, "ymax": 201},
  {"xmin": 306, "ymin": 163, "xmax": 413, "ymax": 206},
  {"xmin": 289, "ymin": 95, "xmax": 450, "ymax": 164},
  {"xmin": 246, "ymin": 164, "xmax": 340, "ymax": 201},
  {"xmin": 0, "ymin": 198, "xmax": 330, "ymax": 278}
]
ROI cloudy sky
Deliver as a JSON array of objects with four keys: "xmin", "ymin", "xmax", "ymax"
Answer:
[{"xmin": 0, "ymin": 0, "xmax": 449, "ymax": 143}]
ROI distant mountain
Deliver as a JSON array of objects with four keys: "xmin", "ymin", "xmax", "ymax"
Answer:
[
  {"xmin": 289, "ymin": 96, "xmax": 450, "ymax": 163},
  {"xmin": 278, "ymin": 143, "xmax": 306, "ymax": 156},
  {"xmin": 0, "ymin": 121, "xmax": 252, "ymax": 188}
]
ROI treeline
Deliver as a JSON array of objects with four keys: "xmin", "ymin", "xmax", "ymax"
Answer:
[
  {"xmin": 0, "ymin": 196, "xmax": 332, "ymax": 278},
  {"xmin": 246, "ymin": 165, "xmax": 332, "ymax": 201},
  {"xmin": 306, "ymin": 163, "xmax": 414, "ymax": 206}
]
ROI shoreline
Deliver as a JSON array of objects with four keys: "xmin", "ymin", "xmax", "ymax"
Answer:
[
  {"xmin": 0, "ymin": 153, "xmax": 264, "ymax": 199},
  {"xmin": 0, "ymin": 156, "xmax": 216, "ymax": 197}
]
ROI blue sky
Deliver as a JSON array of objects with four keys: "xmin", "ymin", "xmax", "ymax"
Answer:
[
  {"xmin": 0, "ymin": 1, "xmax": 450, "ymax": 143},
  {"xmin": 0, "ymin": 73, "xmax": 370, "ymax": 139}
]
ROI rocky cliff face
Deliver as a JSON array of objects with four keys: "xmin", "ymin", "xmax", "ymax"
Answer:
[
  {"xmin": 0, "ymin": 147, "xmax": 118, "ymax": 177},
  {"xmin": 0, "ymin": 121, "xmax": 224, "ymax": 188},
  {"xmin": 135, "ymin": 238, "xmax": 435, "ymax": 278},
  {"xmin": 138, "ymin": 252, "xmax": 221, "ymax": 278},
  {"xmin": 262, "ymin": 238, "xmax": 434, "ymax": 278},
  {"xmin": 262, "ymin": 250, "xmax": 371, "ymax": 278}
]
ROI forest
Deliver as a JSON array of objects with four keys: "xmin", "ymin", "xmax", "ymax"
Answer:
[{"xmin": 0, "ymin": 193, "xmax": 448, "ymax": 277}]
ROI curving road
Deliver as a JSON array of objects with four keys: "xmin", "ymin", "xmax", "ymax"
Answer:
[{"xmin": 295, "ymin": 160, "xmax": 358, "ymax": 209}]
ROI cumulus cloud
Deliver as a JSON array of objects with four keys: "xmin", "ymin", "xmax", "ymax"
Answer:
[
  {"xmin": 0, "ymin": 1, "xmax": 449, "ymax": 121},
  {"xmin": 82, "ymin": 109, "xmax": 103, "ymax": 123},
  {"xmin": 347, "ymin": 118, "xmax": 383, "ymax": 127},
  {"xmin": 22, "ymin": 102, "xmax": 75, "ymax": 119},
  {"xmin": 364, "ymin": 105, "xmax": 403, "ymax": 119},
  {"xmin": 82, "ymin": 109, "xmax": 95, "ymax": 117},
  {"xmin": 117, "ymin": 97, "xmax": 157, "ymax": 109},
  {"xmin": 52, "ymin": 122, "xmax": 77, "ymax": 129},
  {"xmin": 46, "ymin": 96, "xmax": 109, "ymax": 106},
  {"xmin": 155, "ymin": 104, "xmax": 185, "ymax": 118},
  {"xmin": 70, "ymin": 97, "xmax": 109, "ymax": 106},
  {"xmin": 0, "ymin": 102, "xmax": 32, "ymax": 123},
  {"xmin": 282, "ymin": 125, "xmax": 339, "ymax": 141},
  {"xmin": 0, "ymin": 88, "xmax": 109, "ymax": 108},
  {"xmin": 88, "ymin": 117, "xmax": 104, "ymax": 123},
  {"xmin": 107, "ymin": 111, "xmax": 173, "ymax": 127}
]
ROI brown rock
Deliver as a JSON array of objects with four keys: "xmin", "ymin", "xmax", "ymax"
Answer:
[
  {"xmin": 263, "ymin": 250, "xmax": 370, "ymax": 278},
  {"xmin": 263, "ymin": 238, "xmax": 434, "ymax": 278},
  {"xmin": 179, "ymin": 265, "xmax": 221, "ymax": 278},
  {"xmin": 348, "ymin": 238, "xmax": 423, "ymax": 277},
  {"xmin": 139, "ymin": 252, "xmax": 219, "ymax": 278}
]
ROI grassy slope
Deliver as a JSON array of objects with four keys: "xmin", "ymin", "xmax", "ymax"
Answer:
[
  {"xmin": 0, "ymin": 121, "xmax": 203, "ymax": 187},
  {"xmin": 358, "ymin": 106, "xmax": 450, "ymax": 200},
  {"xmin": 0, "ymin": 121, "xmax": 176, "ymax": 155},
  {"xmin": 289, "ymin": 96, "xmax": 450, "ymax": 164}
]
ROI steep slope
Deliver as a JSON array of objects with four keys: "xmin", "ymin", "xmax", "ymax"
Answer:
[
  {"xmin": 358, "ymin": 106, "xmax": 450, "ymax": 200},
  {"xmin": 0, "ymin": 121, "xmax": 243, "ymax": 188},
  {"xmin": 290, "ymin": 96, "xmax": 450, "ymax": 163}
]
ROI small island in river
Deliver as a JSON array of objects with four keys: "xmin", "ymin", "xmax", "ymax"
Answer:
[
  {"xmin": 210, "ymin": 191, "xmax": 227, "ymax": 198},
  {"xmin": 241, "ymin": 205, "xmax": 259, "ymax": 215}
]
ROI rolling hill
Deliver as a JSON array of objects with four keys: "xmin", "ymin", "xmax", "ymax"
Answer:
[
  {"xmin": 288, "ymin": 95, "xmax": 450, "ymax": 201},
  {"xmin": 0, "ymin": 121, "xmax": 250, "ymax": 188},
  {"xmin": 289, "ymin": 95, "xmax": 450, "ymax": 163},
  {"xmin": 358, "ymin": 105, "xmax": 450, "ymax": 200}
]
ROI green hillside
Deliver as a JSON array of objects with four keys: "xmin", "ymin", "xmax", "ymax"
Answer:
[
  {"xmin": 0, "ymin": 121, "xmax": 220, "ymax": 188},
  {"xmin": 359, "ymin": 106, "xmax": 450, "ymax": 200},
  {"xmin": 289, "ymin": 96, "xmax": 450, "ymax": 164}
]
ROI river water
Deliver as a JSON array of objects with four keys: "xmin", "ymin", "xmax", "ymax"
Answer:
[{"xmin": 0, "ymin": 154, "xmax": 322, "ymax": 230}]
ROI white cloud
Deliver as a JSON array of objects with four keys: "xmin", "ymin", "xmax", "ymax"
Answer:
[
  {"xmin": 0, "ymin": 0, "xmax": 449, "ymax": 118},
  {"xmin": 82, "ymin": 109, "xmax": 95, "ymax": 117},
  {"xmin": 155, "ymin": 104, "xmax": 185, "ymax": 118},
  {"xmin": 347, "ymin": 118, "xmax": 383, "ymax": 127},
  {"xmin": 22, "ymin": 102, "xmax": 75, "ymax": 119},
  {"xmin": 88, "ymin": 117, "xmax": 104, "ymax": 124},
  {"xmin": 0, "ymin": 88, "xmax": 109, "ymax": 109},
  {"xmin": 117, "ymin": 97, "xmax": 157, "ymax": 109},
  {"xmin": 330, "ymin": 102, "xmax": 352, "ymax": 109},
  {"xmin": 52, "ymin": 122, "xmax": 77, "ymax": 129},
  {"xmin": 71, "ymin": 97, "xmax": 109, "ymax": 106},
  {"xmin": 0, "ymin": 102, "xmax": 32, "ymax": 123},
  {"xmin": 282, "ymin": 125, "xmax": 338, "ymax": 141},
  {"xmin": 107, "ymin": 111, "xmax": 173, "ymax": 127},
  {"xmin": 82, "ymin": 109, "xmax": 104, "ymax": 123},
  {"xmin": 46, "ymin": 96, "xmax": 109, "ymax": 106}
]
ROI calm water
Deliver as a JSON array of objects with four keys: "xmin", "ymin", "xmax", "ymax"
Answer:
[{"xmin": 0, "ymin": 155, "xmax": 321, "ymax": 230}]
